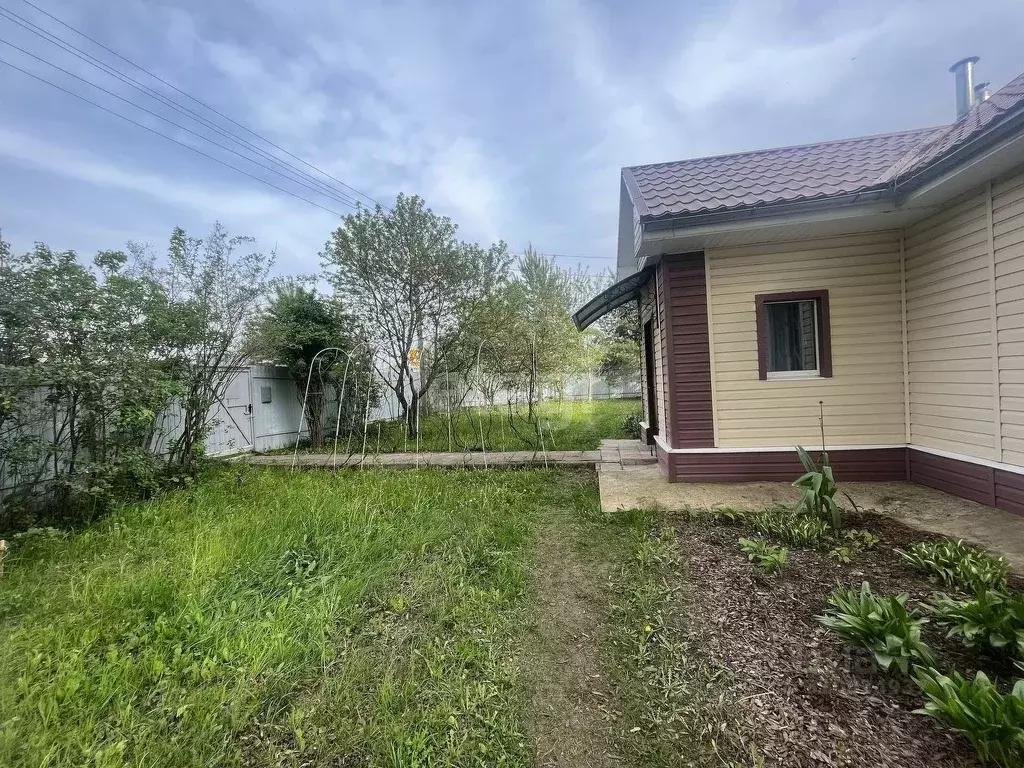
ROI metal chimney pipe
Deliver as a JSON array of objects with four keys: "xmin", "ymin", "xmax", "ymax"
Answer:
[
  {"xmin": 949, "ymin": 56, "xmax": 980, "ymax": 119},
  {"xmin": 975, "ymin": 81, "xmax": 992, "ymax": 103}
]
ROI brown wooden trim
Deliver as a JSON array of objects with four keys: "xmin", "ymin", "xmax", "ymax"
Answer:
[
  {"xmin": 659, "ymin": 261, "xmax": 679, "ymax": 446},
  {"xmin": 670, "ymin": 447, "xmax": 907, "ymax": 482},
  {"xmin": 754, "ymin": 289, "xmax": 832, "ymax": 380},
  {"xmin": 662, "ymin": 253, "xmax": 715, "ymax": 448}
]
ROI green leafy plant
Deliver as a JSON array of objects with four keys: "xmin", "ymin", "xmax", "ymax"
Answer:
[
  {"xmin": 845, "ymin": 529, "xmax": 880, "ymax": 548},
  {"xmin": 708, "ymin": 507, "xmax": 748, "ymax": 525},
  {"xmin": 914, "ymin": 667, "xmax": 1024, "ymax": 768},
  {"xmin": 897, "ymin": 539, "xmax": 1010, "ymax": 593},
  {"xmin": 830, "ymin": 545, "xmax": 853, "ymax": 564},
  {"xmin": 739, "ymin": 537, "xmax": 788, "ymax": 575},
  {"xmin": 621, "ymin": 412, "xmax": 642, "ymax": 440},
  {"xmin": 751, "ymin": 506, "xmax": 833, "ymax": 547},
  {"xmin": 817, "ymin": 582, "xmax": 936, "ymax": 674},
  {"xmin": 929, "ymin": 591, "xmax": 1024, "ymax": 658},
  {"xmin": 794, "ymin": 445, "xmax": 842, "ymax": 530}
]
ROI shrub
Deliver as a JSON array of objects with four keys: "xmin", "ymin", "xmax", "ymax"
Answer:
[
  {"xmin": 751, "ymin": 507, "xmax": 833, "ymax": 547},
  {"xmin": 622, "ymin": 412, "xmax": 642, "ymax": 440},
  {"xmin": 739, "ymin": 537, "xmax": 788, "ymax": 574},
  {"xmin": 817, "ymin": 582, "xmax": 936, "ymax": 674},
  {"xmin": 793, "ymin": 445, "xmax": 842, "ymax": 530},
  {"xmin": 897, "ymin": 539, "xmax": 1010, "ymax": 593},
  {"xmin": 929, "ymin": 590, "xmax": 1024, "ymax": 658},
  {"xmin": 914, "ymin": 667, "xmax": 1024, "ymax": 768}
]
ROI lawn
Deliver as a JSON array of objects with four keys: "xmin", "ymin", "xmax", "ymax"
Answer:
[
  {"xmin": 0, "ymin": 467, "xmax": 596, "ymax": 767},
  {"xmin": 3, "ymin": 463, "xmax": 1019, "ymax": 767},
  {"xmin": 320, "ymin": 397, "xmax": 640, "ymax": 454}
]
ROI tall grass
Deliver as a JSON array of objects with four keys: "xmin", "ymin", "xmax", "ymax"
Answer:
[
  {"xmin": 329, "ymin": 397, "xmax": 641, "ymax": 454},
  {"xmin": 0, "ymin": 467, "xmax": 595, "ymax": 767}
]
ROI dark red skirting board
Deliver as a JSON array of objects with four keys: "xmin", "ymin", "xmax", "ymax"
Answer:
[
  {"xmin": 909, "ymin": 449, "xmax": 1024, "ymax": 518},
  {"xmin": 649, "ymin": 445, "xmax": 1024, "ymax": 518},
  {"xmin": 666, "ymin": 448, "xmax": 908, "ymax": 483}
]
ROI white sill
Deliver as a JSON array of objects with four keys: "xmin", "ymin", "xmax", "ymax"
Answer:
[{"xmin": 766, "ymin": 371, "xmax": 822, "ymax": 381}]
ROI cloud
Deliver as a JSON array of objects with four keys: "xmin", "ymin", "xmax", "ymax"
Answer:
[
  {"xmin": 0, "ymin": 123, "xmax": 336, "ymax": 265},
  {"xmin": 664, "ymin": 3, "xmax": 907, "ymax": 110}
]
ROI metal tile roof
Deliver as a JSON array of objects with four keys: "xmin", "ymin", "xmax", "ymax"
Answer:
[
  {"xmin": 624, "ymin": 70, "xmax": 1024, "ymax": 222},
  {"xmin": 881, "ymin": 70, "xmax": 1024, "ymax": 182}
]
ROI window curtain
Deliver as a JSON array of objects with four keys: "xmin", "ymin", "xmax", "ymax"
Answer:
[{"xmin": 767, "ymin": 302, "xmax": 817, "ymax": 372}]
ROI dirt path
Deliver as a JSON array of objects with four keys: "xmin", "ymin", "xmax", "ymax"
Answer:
[{"xmin": 525, "ymin": 514, "xmax": 621, "ymax": 767}]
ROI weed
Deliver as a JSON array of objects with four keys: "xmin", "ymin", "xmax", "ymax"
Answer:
[
  {"xmin": 607, "ymin": 514, "xmax": 752, "ymax": 766},
  {"xmin": 739, "ymin": 537, "xmax": 788, "ymax": 575},
  {"xmin": 817, "ymin": 582, "xmax": 936, "ymax": 674}
]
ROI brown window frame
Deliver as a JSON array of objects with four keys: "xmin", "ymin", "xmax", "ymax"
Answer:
[{"xmin": 754, "ymin": 289, "xmax": 832, "ymax": 381}]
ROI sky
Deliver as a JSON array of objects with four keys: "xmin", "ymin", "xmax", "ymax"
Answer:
[{"xmin": 0, "ymin": 0, "xmax": 1023, "ymax": 277}]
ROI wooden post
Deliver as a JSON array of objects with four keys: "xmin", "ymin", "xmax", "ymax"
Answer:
[{"xmin": 0, "ymin": 539, "xmax": 7, "ymax": 577}]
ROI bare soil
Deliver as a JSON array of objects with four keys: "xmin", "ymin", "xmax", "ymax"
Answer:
[
  {"xmin": 672, "ymin": 510, "xmax": 1021, "ymax": 767},
  {"xmin": 525, "ymin": 515, "xmax": 622, "ymax": 767}
]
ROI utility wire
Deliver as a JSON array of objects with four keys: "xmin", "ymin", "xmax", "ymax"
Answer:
[
  {"xmin": 15, "ymin": 0, "xmax": 387, "ymax": 209},
  {"xmin": 0, "ymin": 4, "xmax": 365, "ymax": 210},
  {"xmin": 0, "ymin": 56, "xmax": 347, "ymax": 216},
  {"xmin": 0, "ymin": 37, "xmax": 361, "ymax": 210}
]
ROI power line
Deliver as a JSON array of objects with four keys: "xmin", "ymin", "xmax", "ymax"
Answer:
[
  {"xmin": 0, "ymin": 56, "xmax": 347, "ymax": 216},
  {"xmin": 0, "ymin": 37, "xmax": 362, "ymax": 210},
  {"xmin": 0, "ymin": 4, "xmax": 367, "ymax": 210},
  {"xmin": 15, "ymin": 0, "xmax": 387, "ymax": 209}
]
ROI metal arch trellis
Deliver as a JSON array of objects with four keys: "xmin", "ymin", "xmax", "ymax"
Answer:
[{"xmin": 291, "ymin": 343, "xmax": 371, "ymax": 471}]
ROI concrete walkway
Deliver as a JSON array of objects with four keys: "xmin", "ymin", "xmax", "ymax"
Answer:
[
  {"xmin": 246, "ymin": 438, "xmax": 659, "ymax": 472},
  {"xmin": 248, "ymin": 448, "xmax": 603, "ymax": 470}
]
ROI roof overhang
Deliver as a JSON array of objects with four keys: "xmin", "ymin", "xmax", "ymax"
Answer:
[
  {"xmin": 896, "ymin": 118, "xmax": 1024, "ymax": 208},
  {"xmin": 636, "ymin": 200, "xmax": 929, "ymax": 266},
  {"xmin": 572, "ymin": 265, "xmax": 655, "ymax": 330}
]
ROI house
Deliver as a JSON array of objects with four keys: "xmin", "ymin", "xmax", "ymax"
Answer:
[{"xmin": 574, "ymin": 57, "xmax": 1024, "ymax": 516}]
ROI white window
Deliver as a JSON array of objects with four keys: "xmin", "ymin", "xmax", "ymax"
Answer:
[{"xmin": 765, "ymin": 299, "xmax": 819, "ymax": 379}]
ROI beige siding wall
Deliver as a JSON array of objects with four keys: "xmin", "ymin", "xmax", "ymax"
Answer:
[
  {"xmin": 707, "ymin": 233, "xmax": 905, "ymax": 448},
  {"xmin": 905, "ymin": 189, "xmax": 997, "ymax": 460},
  {"xmin": 995, "ymin": 169, "xmax": 1024, "ymax": 465}
]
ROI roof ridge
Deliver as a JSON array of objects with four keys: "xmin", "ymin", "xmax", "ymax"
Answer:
[{"xmin": 624, "ymin": 125, "xmax": 947, "ymax": 172}]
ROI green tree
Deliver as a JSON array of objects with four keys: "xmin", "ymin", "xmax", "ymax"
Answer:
[
  {"xmin": 322, "ymin": 194, "xmax": 511, "ymax": 433},
  {"xmin": 597, "ymin": 301, "xmax": 641, "ymax": 387},
  {"xmin": 135, "ymin": 223, "xmax": 273, "ymax": 469},
  {"xmin": 0, "ymin": 238, "xmax": 177, "ymax": 527},
  {"xmin": 249, "ymin": 282, "xmax": 374, "ymax": 448}
]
